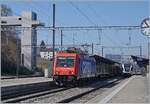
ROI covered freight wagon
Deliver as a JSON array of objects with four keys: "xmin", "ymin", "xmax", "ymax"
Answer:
[{"xmin": 91, "ymin": 55, "xmax": 122, "ymax": 77}]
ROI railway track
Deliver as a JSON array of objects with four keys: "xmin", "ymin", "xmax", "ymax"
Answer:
[
  {"xmin": 2, "ymin": 76, "xmax": 124, "ymax": 103},
  {"xmin": 58, "ymin": 77, "xmax": 123, "ymax": 103},
  {"xmin": 1, "ymin": 81, "xmax": 55, "ymax": 101},
  {"xmin": 2, "ymin": 87, "xmax": 70, "ymax": 103}
]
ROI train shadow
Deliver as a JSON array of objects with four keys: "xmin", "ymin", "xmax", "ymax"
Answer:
[{"xmin": 76, "ymin": 76, "xmax": 126, "ymax": 89}]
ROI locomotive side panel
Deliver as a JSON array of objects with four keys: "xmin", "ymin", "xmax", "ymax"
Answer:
[{"xmin": 77, "ymin": 57, "xmax": 96, "ymax": 79}]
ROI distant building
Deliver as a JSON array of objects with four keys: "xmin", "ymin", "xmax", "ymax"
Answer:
[
  {"xmin": 40, "ymin": 48, "xmax": 59, "ymax": 60},
  {"xmin": 1, "ymin": 11, "xmax": 43, "ymax": 71},
  {"xmin": 131, "ymin": 55, "xmax": 149, "ymax": 75}
]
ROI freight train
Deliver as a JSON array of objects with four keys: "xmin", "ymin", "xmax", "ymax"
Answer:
[{"xmin": 53, "ymin": 50, "xmax": 122, "ymax": 86}]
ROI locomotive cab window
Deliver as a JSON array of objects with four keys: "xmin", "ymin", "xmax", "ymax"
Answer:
[{"xmin": 56, "ymin": 56, "xmax": 75, "ymax": 67}]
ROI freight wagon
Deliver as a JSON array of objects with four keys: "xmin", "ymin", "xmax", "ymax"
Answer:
[{"xmin": 91, "ymin": 55, "xmax": 122, "ymax": 78}]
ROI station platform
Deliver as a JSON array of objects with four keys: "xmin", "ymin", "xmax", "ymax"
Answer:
[
  {"xmin": 88, "ymin": 75, "xmax": 149, "ymax": 103},
  {"xmin": 1, "ymin": 77, "xmax": 53, "ymax": 87},
  {"xmin": 1, "ymin": 77, "xmax": 53, "ymax": 100}
]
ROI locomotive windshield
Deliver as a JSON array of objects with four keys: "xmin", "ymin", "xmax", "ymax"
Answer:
[{"xmin": 56, "ymin": 56, "xmax": 75, "ymax": 67}]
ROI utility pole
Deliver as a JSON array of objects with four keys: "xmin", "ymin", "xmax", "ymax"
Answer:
[
  {"xmin": 102, "ymin": 46, "xmax": 104, "ymax": 57},
  {"xmin": 148, "ymin": 37, "xmax": 150, "ymax": 75},
  {"xmin": 52, "ymin": 4, "xmax": 55, "ymax": 65},
  {"xmin": 61, "ymin": 30, "xmax": 63, "ymax": 50},
  {"xmin": 73, "ymin": 33, "xmax": 75, "ymax": 47},
  {"xmin": 92, "ymin": 43, "xmax": 94, "ymax": 55},
  {"xmin": 128, "ymin": 28, "xmax": 132, "ymax": 45},
  {"xmin": 16, "ymin": 33, "xmax": 20, "ymax": 78},
  {"xmin": 98, "ymin": 29, "xmax": 102, "ymax": 45},
  {"xmin": 140, "ymin": 46, "xmax": 142, "ymax": 56}
]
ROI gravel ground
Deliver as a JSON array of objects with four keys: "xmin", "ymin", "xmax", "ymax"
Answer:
[
  {"xmin": 70, "ymin": 79, "xmax": 123, "ymax": 103},
  {"xmin": 20, "ymin": 77, "xmax": 121, "ymax": 103}
]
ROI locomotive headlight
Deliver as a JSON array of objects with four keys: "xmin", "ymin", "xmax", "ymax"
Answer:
[
  {"xmin": 71, "ymin": 71, "xmax": 74, "ymax": 74},
  {"xmin": 69, "ymin": 71, "xmax": 74, "ymax": 74},
  {"xmin": 56, "ymin": 71, "xmax": 59, "ymax": 74}
]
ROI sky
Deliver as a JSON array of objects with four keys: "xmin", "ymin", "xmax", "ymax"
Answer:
[{"xmin": 1, "ymin": 0, "xmax": 149, "ymax": 57}]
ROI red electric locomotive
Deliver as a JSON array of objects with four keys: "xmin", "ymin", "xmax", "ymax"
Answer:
[{"xmin": 53, "ymin": 50, "xmax": 96, "ymax": 86}]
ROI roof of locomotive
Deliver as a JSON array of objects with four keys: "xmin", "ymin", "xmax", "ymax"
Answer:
[
  {"xmin": 56, "ymin": 52, "xmax": 78, "ymax": 56},
  {"xmin": 56, "ymin": 50, "xmax": 88, "ymax": 56},
  {"xmin": 90, "ymin": 55, "xmax": 121, "ymax": 65}
]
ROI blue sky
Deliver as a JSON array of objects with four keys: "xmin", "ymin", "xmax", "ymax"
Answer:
[{"xmin": 1, "ymin": 0, "xmax": 149, "ymax": 57}]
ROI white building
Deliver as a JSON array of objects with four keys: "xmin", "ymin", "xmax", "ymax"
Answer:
[
  {"xmin": 1, "ymin": 11, "xmax": 43, "ymax": 71},
  {"xmin": 40, "ymin": 48, "xmax": 58, "ymax": 60}
]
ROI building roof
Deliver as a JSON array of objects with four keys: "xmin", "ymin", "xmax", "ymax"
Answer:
[
  {"xmin": 91, "ymin": 55, "xmax": 121, "ymax": 65},
  {"xmin": 131, "ymin": 55, "xmax": 149, "ymax": 66}
]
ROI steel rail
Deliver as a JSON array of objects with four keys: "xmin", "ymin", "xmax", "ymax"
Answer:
[{"xmin": 58, "ymin": 77, "xmax": 123, "ymax": 103}]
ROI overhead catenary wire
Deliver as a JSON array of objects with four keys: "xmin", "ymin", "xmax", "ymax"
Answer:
[
  {"xmin": 66, "ymin": 2, "xmax": 141, "ymax": 54},
  {"xmin": 70, "ymin": 2, "xmax": 122, "ymax": 48},
  {"xmin": 69, "ymin": 1, "xmax": 96, "ymax": 25},
  {"xmin": 1, "ymin": 25, "xmax": 140, "ymax": 31},
  {"xmin": 87, "ymin": 3, "xmax": 127, "ymax": 48},
  {"xmin": 87, "ymin": 3, "xmax": 108, "ymax": 25},
  {"xmin": 102, "ymin": 46, "xmax": 142, "ymax": 57},
  {"xmin": 102, "ymin": 31, "xmax": 119, "ymax": 46},
  {"xmin": 114, "ymin": 29, "xmax": 125, "ymax": 45},
  {"xmin": 102, "ymin": 46, "xmax": 142, "ymax": 49}
]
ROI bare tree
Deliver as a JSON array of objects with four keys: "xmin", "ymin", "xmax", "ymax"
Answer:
[
  {"xmin": 1, "ymin": 4, "xmax": 12, "ymax": 16},
  {"xmin": 1, "ymin": 4, "xmax": 18, "ymax": 75}
]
